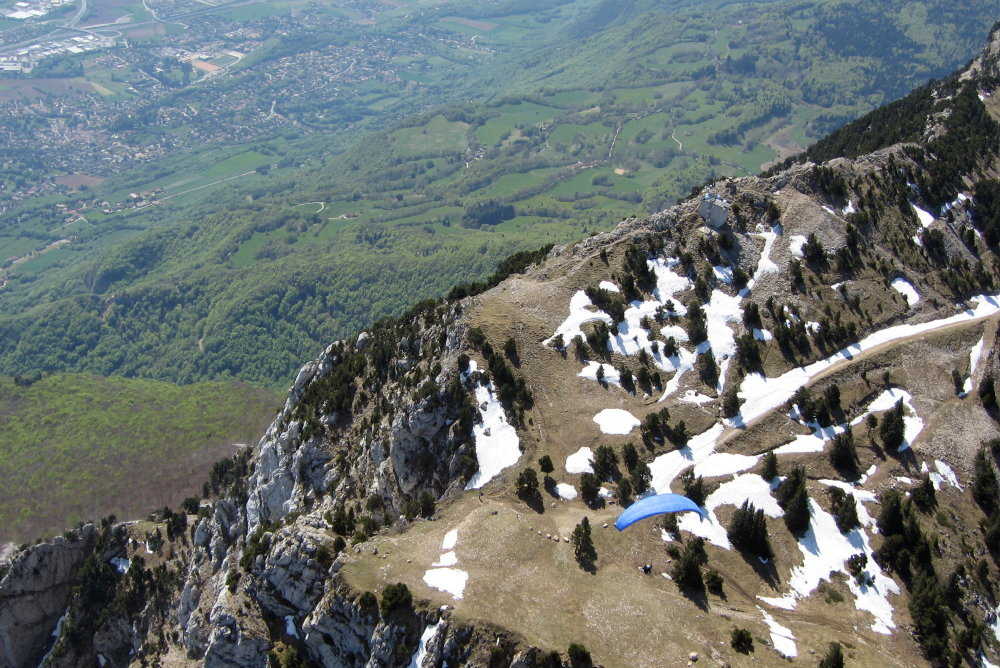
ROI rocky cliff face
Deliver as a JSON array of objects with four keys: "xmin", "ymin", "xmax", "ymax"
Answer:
[{"xmin": 0, "ymin": 526, "xmax": 96, "ymax": 668}]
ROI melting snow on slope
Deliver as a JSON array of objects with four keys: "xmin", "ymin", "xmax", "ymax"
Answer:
[
  {"xmin": 890, "ymin": 277, "xmax": 920, "ymax": 306},
  {"xmin": 578, "ymin": 362, "xmax": 621, "ymax": 387},
  {"xmin": 778, "ymin": 498, "xmax": 900, "ymax": 634},
  {"xmin": 565, "ymin": 447, "xmax": 595, "ymax": 474},
  {"xmin": 679, "ymin": 390, "xmax": 714, "ymax": 405},
  {"xmin": 593, "ymin": 408, "xmax": 640, "ymax": 434},
  {"xmin": 556, "ymin": 483, "xmax": 578, "ymax": 500},
  {"xmin": 433, "ymin": 551, "xmax": 458, "ymax": 567},
  {"xmin": 911, "ymin": 202, "xmax": 936, "ymax": 227},
  {"xmin": 751, "ymin": 224, "xmax": 781, "ymax": 284},
  {"xmin": 963, "ymin": 335, "xmax": 985, "ymax": 395},
  {"xmin": 693, "ymin": 452, "xmax": 759, "ymax": 478},
  {"xmin": 738, "ymin": 294, "xmax": 1000, "ymax": 428},
  {"xmin": 677, "ymin": 473, "xmax": 782, "ymax": 549},
  {"xmin": 424, "ymin": 529, "xmax": 468, "ymax": 599},
  {"xmin": 544, "ymin": 291, "xmax": 613, "ymax": 346},
  {"xmin": 789, "ymin": 235, "xmax": 807, "ymax": 258},
  {"xmin": 924, "ymin": 460, "xmax": 962, "ymax": 491},
  {"xmin": 758, "ymin": 607, "xmax": 797, "ymax": 658},
  {"xmin": 649, "ymin": 423, "xmax": 725, "ymax": 492},
  {"xmin": 843, "ymin": 201, "xmax": 856, "ymax": 215},
  {"xmin": 408, "ymin": 622, "xmax": 441, "ymax": 668},
  {"xmin": 423, "ymin": 569, "xmax": 468, "ymax": 600},
  {"xmin": 465, "ymin": 362, "xmax": 521, "ymax": 490},
  {"xmin": 442, "ymin": 529, "xmax": 458, "ymax": 550}
]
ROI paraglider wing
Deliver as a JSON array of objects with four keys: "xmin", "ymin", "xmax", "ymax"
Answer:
[{"xmin": 614, "ymin": 493, "xmax": 703, "ymax": 531}]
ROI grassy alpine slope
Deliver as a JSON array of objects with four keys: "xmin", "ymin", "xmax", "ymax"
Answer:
[
  {"xmin": 0, "ymin": 374, "xmax": 279, "ymax": 544},
  {"xmin": 0, "ymin": 0, "xmax": 996, "ymax": 387}
]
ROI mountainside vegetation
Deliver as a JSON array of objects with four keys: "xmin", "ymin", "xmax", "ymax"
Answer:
[
  {"xmin": 0, "ymin": 373, "xmax": 278, "ymax": 544},
  {"xmin": 0, "ymin": 0, "xmax": 996, "ymax": 387}
]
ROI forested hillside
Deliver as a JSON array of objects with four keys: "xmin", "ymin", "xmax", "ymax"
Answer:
[{"xmin": 0, "ymin": 0, "xmax": 995, "ymax": 387}]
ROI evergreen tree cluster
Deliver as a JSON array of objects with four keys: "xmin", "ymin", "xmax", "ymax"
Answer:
[
  {"xmin": 727, "ymin": 500, "xmax": 772, "ymax": 559},
  {"xmin": 776, "ymin": 466, "xmax": 810, "ymax": 536}
]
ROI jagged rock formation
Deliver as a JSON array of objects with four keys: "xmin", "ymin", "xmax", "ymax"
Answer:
[{"xmin": 5, "ymin": 22, "xmax": 1000, "ymax": 668}]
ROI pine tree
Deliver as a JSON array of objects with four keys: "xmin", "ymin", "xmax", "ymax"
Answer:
[
  {"xmin": 762, "ymin": 452, "xmax": 779, "ymax": 481},
  {"xmin": 777, "ymin": 467, "xmax": 810, "ymax": 536},
  {"xmin": 580, "ymin": 473, "xmax": 600, "ymax": 507},
  {"xmin": 571, "ymin": 517, "xmax": 597, "ymax": 571},
  {"xmin": 828, "ymin": 428, "xmax": 857, "ymax": 473},
  {"xmin": 879, "ymin": 399, "xmax": 906, "ymax": 451},
  {"xmin": 911, "ymin": 474, "xmax": 936, "ymax": 512},
  {"xmin": 828, "ymin": 487, "xmax": 860, "ymax": 533},
  {"xmin": 592, "ymin": 445, "xmax": 619, "ymax": 481},
  {"xmin": 538, "ymin": 455, "xmax": 554, "ymax": 474}
]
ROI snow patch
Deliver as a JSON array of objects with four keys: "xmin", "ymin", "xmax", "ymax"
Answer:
[
  {"xmin": 693, "ymin": 452, "xmax": 760, "ymax": 478},
  {"xmin": 738, "ymin": 294, "xmax": 1000, "ymax": 430},
  {"xmin": 565, "ymin": 447, "xmax": 595, "ymax": 474},
  {"xmin": 677, "ymin": 473, "xmax": 781, "ymax": 549},
  {"xmin": 911, "ymin": 202, "xmax": 936, "ymax": 227},
  {"xmin": 433, "ymin": 551, "xmax": 458, "ymax": 567},
  {"xmin": 422, "ymin": 568, "xmax": 468, "ymax": 600},
  {"xmin": 679, "ymin": 390, "xmax": 714, "ymax": 405},
  {"xmin": 963, "ymin": 336, "xmax": 985, "ymax": 395},
  {"xmin": 890, "ymin": 277, "xmax": 920, "ymax": 306},
  {"xmin": 556, "ymin": 483, "xmax": 578, "ymax": 500},
  {"xmin": 758, "ymin": 607, "xmax": 797, "ymax": 658},
  {"xmin": 442, "ymin": 529, "xmax": 458, "ymax": 551},
  {"xmin": 929, "ymin": 460, "xmax": 961, "ymax": 491},
  {"xmin": 592, "ymin": 408, "xmax": 640, "ymax": 435},
  {"xmin": 789, "ymin": 235, "xmax": 807, "ymax": 258},
  {"xmin": 465, "ymin": 362, "xmax": 521, "ymax": 490},
  {"xmin": 285, "ymin": 615, "xmax": 299, "ymax": 639},
  {"xmin": 598, "ymin": 280, "xmax": 620, "ymax": 293},
  {"xmin": 544, "ymin": 291, "xmax": 613, "ymax": 347}
]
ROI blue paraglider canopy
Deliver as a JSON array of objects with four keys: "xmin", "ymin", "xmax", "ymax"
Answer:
[{"xmin": 614, "ymin": 493, "xmax": 703, "ymax": 531}]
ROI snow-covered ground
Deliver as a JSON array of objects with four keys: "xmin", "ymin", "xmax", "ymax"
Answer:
[
  {"xmin": 693, "ymin": 452, "xmax": 759, "ymax": 478},
  {"xmin": 565, "ymin": 446, "xmax": 594, "ymax": 474},
  {"xmin": 739, "ymin": 294, "xmax": 1000, "ymax": 429},
  {"xmin": 911, "ymin": 202, "xmax": 936, "ymax": 227},
  {"xmin": 963, "ymin": 335, "xmax": 985, "ymax": 395},
  {"xmin": 764, "ymin": 496, "xmax": 900, "ymax": 635},
  {"xmin": 789, "ymin": 235, "xmax": 807, "ymax": 258},
  {"xmin": 758, "ymin": 607, "xmax": 797, "ymax": 658},
  {"xmin": 432, "ymin": 551, "xmax": 458, "ymax": 567},
  {"xmin": 592, "ymin": 408, "xmax": 640, "ymax": 435},
  {"xmin": 925, "ymin": 460, "xmax": 962, "ymax": 490},
  {"xmin": 423, "ymin": 528, "xmax": 468, "ymax": 599},
  {"xmin": 544, "ymin": 291, "xmax": 614, "ymax": 347},
  {"xmin": 556, "ymin": 483, "xmax": 578, "ymax": 500},
  {"xmin": 677, "ymin": 473, "xmax": 782, "ymax": 549},
  {"xmin": 890, "ymin": 277, "xmax": 920, "ymax": 306},
  {"xmin": 598, "ymin": 280, "xmax": 620, "ymax": 292},
  {"xmin": 464, "ymin": 361, "xmax": 521, "ymax": 490},
  {"xmin": 422, "ymin": 568, "xmax": 469, "ymax": 600}
]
